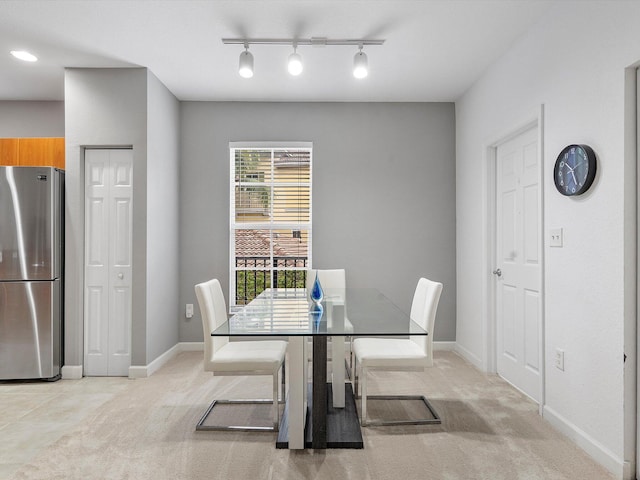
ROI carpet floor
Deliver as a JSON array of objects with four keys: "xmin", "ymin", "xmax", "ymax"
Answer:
[{"xmin": 5, "ymin": 351, "xmax": 614, "ymax": 480}]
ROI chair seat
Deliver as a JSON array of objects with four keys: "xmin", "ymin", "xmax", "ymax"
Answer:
[
  {"xmin": 208, "ymin": 340, "xmax": 287, "ymax": 372},
  {"xmin": 353, "ymin": 337, "xmax": 428, "ymax": 368}
]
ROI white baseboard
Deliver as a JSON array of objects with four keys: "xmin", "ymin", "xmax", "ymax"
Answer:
[
  {"xmin": 129, "ymin": 343, "xmax": 181, "ymax": 378},
  {"xmin": 61, "ymin": 365, "xmax": 83, "ymax": 380},
  {"xmin": 453, "ymin": 342, "xmax": 484, "ymax": 370},
  {"xmin": 179, "ymin": 341, "xmax": 204, "ymax": 351},
  {"xmin": 543, "ymin": 405, "xmax": 623, "ymax": 478},
  {"xmin": 433, "ymin": 341, "xmax": 456, "ymax": 351},
  {"xmin": 128, "ymin": 342, "xmax": 203, "ymax": 378}
]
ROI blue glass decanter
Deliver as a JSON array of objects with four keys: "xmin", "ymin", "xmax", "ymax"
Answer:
[
  {"xmin": 310, "ymin": 302, "xmax": 324, "ymax": 331},
  {"xmin": 310, "ymin": 272, "xmax": 324, "ymax": 305}
]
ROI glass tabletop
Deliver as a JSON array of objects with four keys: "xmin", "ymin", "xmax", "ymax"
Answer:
[{"xmin": 212, "ymin": 288, "xmax": 428, "ymax": 337}]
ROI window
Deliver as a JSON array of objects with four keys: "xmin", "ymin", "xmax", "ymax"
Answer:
[{"xmin": 230, "ymin": 142, "xmax": 312, "ymax": 308}]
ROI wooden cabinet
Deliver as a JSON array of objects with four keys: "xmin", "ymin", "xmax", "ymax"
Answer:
[
  {"xmin": 0, "ymin": 138, "xmax": 19, "ymax": 166},
  {"xmin": 0, "ymin": 137, "xmax": 65, "ymax": 169}
]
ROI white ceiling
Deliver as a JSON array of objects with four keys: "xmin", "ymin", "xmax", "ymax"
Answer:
[{"xmin": 0, "ymin": 0, "xmax": 554, "ymax": 102}]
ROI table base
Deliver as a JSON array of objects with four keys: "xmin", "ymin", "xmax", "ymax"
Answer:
[{"xmin": 276, "ymin": 383, "xmax": 364, "ymax": 449}]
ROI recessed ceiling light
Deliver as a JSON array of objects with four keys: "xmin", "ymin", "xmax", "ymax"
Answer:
[{"xmin": 10, "ymin": 50, "xmax": 38, "ymax": 62}]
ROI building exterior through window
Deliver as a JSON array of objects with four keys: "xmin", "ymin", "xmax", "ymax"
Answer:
[{"xmin": 230, "ymin": 142, "xmax": 312, "ymax": 308}]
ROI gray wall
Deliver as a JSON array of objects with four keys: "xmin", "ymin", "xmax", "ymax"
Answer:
[
  {"xmin": 64, "ymin": 67, "xmax": 149, "ymax": 367},
  {"xmin": 65, "ymin": 68, "xmax": 180, "ymax": 370},
  {"xmin": 0, "ymin": 101, "xmax": 64, "ymax": 136},
  {"xmin": 146, "ymin": 71, "xmax": 180, "ymax": 363},
  {"xmin": 180, "ymin": 102, "xmax": 456, "ymax": 342}
]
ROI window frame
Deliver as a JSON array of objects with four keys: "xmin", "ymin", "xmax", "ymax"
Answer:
[{"xmin": 229, "ymin": 141, "xmax": 313, "ymax": 311}]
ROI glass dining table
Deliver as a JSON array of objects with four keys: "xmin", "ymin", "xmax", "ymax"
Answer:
[{"xmin": 211, "ymin": 287, "xmax": 428, "ymax": 449}]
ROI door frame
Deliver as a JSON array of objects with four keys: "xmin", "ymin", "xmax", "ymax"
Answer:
[
  {"xmin": 624, "ymin": 64, "xmax": 638, "ymax": 480},
  {"xmin": 482, "ymin": 105, "xmax": 545, "ymax": 413}
]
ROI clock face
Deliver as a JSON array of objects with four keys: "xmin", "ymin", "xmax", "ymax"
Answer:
[{"xmin": 553, "ymin": 144, "xmax": 597, "ymax": 196}]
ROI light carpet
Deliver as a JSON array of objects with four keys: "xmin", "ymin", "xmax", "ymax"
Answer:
[{"xmin": 10, "ymin": 351, "xmax": 614, "ymax": 480}]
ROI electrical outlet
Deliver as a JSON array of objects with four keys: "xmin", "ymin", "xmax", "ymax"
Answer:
[
  {"xmin": 555, "ymin": 348, "xmax": 565, "ymax": 371},
  {"xmin": 186, "ymin": 303, "xmax": 194, "ymax": 319}
]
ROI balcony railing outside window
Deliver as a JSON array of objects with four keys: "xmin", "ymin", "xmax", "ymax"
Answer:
[{"xmin": 235, "ymin": 256, "xmax": 308, "ymax": 305}]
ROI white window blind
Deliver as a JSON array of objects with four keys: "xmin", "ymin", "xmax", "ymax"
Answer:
[{"xmin": 230, "ymin": 143, "xmax": 312, "ymax": 308}]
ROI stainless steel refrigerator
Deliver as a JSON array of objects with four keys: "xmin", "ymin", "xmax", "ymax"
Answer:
[{"xmin": 0, "ymin": 166, "xmax": 64, "ymax": 380}]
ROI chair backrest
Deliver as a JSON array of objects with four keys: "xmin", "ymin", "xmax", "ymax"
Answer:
[
  {"xmin": 195, "ymin": 279, "xmax": 229, "ymax": 369},
  {"xmin": 306, "ymin": 269, "xmax": 346, "ymax": 299},
  {"xmin": 307, "ymin": 269, "xmax": 350, "ymax": 332},
  {"xmin": 409, "ymin": 277, "xmax": 443, "ymax": 367}
]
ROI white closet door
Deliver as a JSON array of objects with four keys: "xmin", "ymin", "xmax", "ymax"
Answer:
[
  {"xmin": 84, "ymin": 148, "xmax": 133, "ymax": 376},
  {"xmin": 495, "ymin": 126, "xmax": 541, "ymax": 402}
]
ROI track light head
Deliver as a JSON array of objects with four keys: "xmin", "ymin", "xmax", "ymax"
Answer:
[
  {"xmin": 288, "ymin": 46, "xmax": 303, "ymax": 76},
  {"xmin": 238, "ymin": 46, "xmax": 254, "ymax": 78},
  {"xmin": 353, "ymin": 46, "xmax": 368, "ymax": 79}
]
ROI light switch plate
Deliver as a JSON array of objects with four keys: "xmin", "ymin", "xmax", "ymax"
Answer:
[
  {"xmin": 186, "ymin": 303, "xmax": 194, "ymax": 318},
  {"xmin": 550, "ymin": 228, "xmax": 563, "ymax": 247},
  {"xmin": 555, "ymin": 348, "xmax": 565, "ymax": 371}
]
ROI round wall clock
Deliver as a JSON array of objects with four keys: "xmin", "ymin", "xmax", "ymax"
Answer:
[{"xmin": 553, "ymin": 144, "xmax": 597, "ymax": 196}]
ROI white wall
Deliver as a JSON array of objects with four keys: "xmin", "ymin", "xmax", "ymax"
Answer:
[{"xmin": 456, "ymin": 2, "xmax": 639, "ymax": 477}]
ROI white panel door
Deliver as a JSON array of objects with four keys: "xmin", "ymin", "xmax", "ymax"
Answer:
[
  {"xmin": 495, "ymin": 127, "xmax": 541, "ymax": 402},
  {"xmin": 84, "ymin": 149, "xmax": 133, "ymax": 376}
]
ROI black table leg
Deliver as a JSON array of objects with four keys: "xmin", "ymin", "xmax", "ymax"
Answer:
[
  {"xmin": 277, "ymin": 334, "xmax": 363, "ymax": 450},
  {"xmin": 312, "ymin": 335, "xmax": 327, "ymax": 448}
]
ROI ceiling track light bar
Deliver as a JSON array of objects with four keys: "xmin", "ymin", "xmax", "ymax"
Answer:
[
  {"xmin": 226, "ymin": 37, "xmax": 383, "ymax": 79},
  {"xmin": 222, "ymin": 38, "xmax": 385, "ymax": 46}
]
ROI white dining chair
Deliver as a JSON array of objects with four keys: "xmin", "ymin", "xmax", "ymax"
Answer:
[
  {"xmin": 353, "ymin": 277, "xmax": 443, "ymax": 426},
  {"xmin": 306, "ymin": 269, "xmax": 354, "ymax": 376},
  {"xmin": 194, "ymin": 278, "xmax": 287, "ymax": 431}
]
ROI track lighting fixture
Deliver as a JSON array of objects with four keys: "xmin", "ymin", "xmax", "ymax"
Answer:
[
  {"xmin": 223, "ymin": 37, "xmax": 384, "ymax": 79},
  {"xmin": 287, "ymin": 44, "xmax": 303, "ymax": 76},
  {"xmin": 353, "ymin": 45, "xmax": 368, "ymax": 79},
  {"xmin": 238, "ymin": 44, "xmax": 254, "ymax": 78}
]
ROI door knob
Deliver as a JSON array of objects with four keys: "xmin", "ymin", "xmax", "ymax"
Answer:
[
  {"xmin": 118, "ymin": 273, "xmax": 124, "ymax": 279},
  {"xmin": 492, "ymin": 268, "xmax": 502, "ymax": 277}
]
